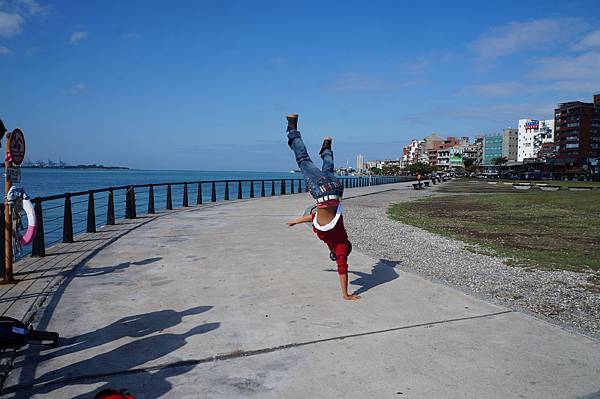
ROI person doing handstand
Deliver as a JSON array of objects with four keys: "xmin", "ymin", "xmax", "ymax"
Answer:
[{"xmin": 285, "ymin": 114, "xmax": 360, "ymax": 301}]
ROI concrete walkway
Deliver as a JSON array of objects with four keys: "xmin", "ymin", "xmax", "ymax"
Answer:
[{"xmin": 1, "ymin": 183, "xmax": 599, "ymax": 398}]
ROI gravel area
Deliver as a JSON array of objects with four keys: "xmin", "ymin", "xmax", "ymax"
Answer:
[{"xmin": 344, "ymin": 182, "xmax": 600, "ymax": 340}]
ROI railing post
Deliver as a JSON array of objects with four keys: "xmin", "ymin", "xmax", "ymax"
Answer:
[
  {"xmin": 148, "ymin": 185, "xmax": 155, "ymax": 214},
  {"xmin": 344, "ymin": 179, "xmax": 349, "ymax": 188},
  {"xmin": 86, "ymin": 192, "xmax": 96, "ymax": 233},
  {"xmin": 280, "ymin": 179, "xmax": 286, "ymax": 195},
  {"xmin": 63, "ymin": 194, "xmax": 74, "ymax": 242},
  {"xmin": 31, "ymin": 199, "xmax": 45, "ymax": 257},
  {"xmin": 271, "ymin": 180, "xmax": 275, "ymax": 196},
  {"xmin": 291, "ymin": 179, "xmax": 295, "ymax": 194},
  {"xmin": 132, "ymin": 187, "xmax": 137, "ymax": 218},
  {"xmin": 261, "ymin": 181, "xmax": 265, "ymax": 197},
  {"xmin": 237, "ymin": 180, "xmax": 243, "ymax": 199},
  {"xmin": 125, "ymin": 187, "xmax": 130, "ymax": 218},
  {"xmin": 107, "ymin": 189, "xmax": 115, "ymax": 225},
  {"xmin": 125, "ymin": 187, "xmax": 132, "ymax": 218},
  {"xmin": 197, "ymin": 182, "xmax": 203, "ymax": 205},
  {"xmin": 224, "ymin": 181, "xmax": 230, "ymax": 200},
  {"xmin": 166, "ymin": 184, "xmax": 173, "ymax": 210},
  {"xmin": 211, "ymin": 182, "xmax": 216, "ymax": 202},
  {"xmin": 250, "ymin": 181, "xmax": 255, "ymax": 198},
  {"xmin": 183, "ymin": 183, "xmax": 189, "ymax": 207},
  {"xmin": 126, "ymin": 186, "xmax": 136, "ymax": 219}
]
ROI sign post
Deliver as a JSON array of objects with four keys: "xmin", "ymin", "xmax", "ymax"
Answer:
[
  {"xmin": 3, "ymin": 128, "xmax": 25, "ymax": 284},
  {"xmin": 4, "ymin": 132, "xmax": 14, "ymax": 283}
]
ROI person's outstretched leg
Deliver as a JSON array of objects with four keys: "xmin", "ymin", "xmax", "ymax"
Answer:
[
  {"xmin": 320, "ymin": 136, "xmax": 334, "ymax": 174},
  {"xmin": 286, "ymin": 114, "xmax": 323, "ymax": 197}
]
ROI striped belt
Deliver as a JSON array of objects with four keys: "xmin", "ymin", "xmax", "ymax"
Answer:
[
  {"xmin": 319, "ymin": 181, "xmax": 343, "ymax": 193},
  {"xmin": 316, "ymin": 194, "xmax": 341, "ymax": 203}
]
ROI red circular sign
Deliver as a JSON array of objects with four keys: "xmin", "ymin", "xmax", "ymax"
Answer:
[{"xmin": 10, "ymin": 129, "xmax": 26, "ymax": 166}]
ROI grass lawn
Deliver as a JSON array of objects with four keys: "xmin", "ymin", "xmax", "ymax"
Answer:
[
  {"xmin": 437, "ymin": 178, "xmax": 600, "ymax": 193},
  {"xmin": 389, "ymin": 179, "xmax": 600, "ymax": 290}
]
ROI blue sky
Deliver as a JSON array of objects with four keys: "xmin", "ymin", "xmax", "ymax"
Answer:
[{"xmin": 1, "ymin": 0, "xmax": 599, "ymax": 170}]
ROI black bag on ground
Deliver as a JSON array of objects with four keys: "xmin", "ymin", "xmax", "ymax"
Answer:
[{"xmin": 0, "ymin": 316, "xmax": 59, "ymax": 349}]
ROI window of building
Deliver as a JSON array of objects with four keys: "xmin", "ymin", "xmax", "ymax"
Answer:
[{"xmin": 566, "ymin": 143, "xmax": 579, "ymax": 149}]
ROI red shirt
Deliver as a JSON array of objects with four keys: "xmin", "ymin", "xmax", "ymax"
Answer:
[{"xmin": 312, "ymin": 213, "xmax": 349, "ymax": 275}]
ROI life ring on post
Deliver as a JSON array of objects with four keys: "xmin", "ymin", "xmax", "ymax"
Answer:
[
  {"xmin": 6, "ymin": 187, "xmax": 37, "ymax": 246},
  {"xmin": 19, "ymin": 195, "xmax": 37, "ymax": 245}
]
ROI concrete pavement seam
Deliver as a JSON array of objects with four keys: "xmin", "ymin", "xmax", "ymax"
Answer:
[{"xmin": 6, "ymin": 310, "xmax": 512, "ymax": 392}]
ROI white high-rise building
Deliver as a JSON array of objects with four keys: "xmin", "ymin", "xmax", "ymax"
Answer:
[
  {"xmin": 401, "ymin": 139, "xmax": 424, "ymax": 167},
  {"xmin": 356, "ymin": 154, "xmax": 364, "ymax": 172},
  {"xmin": 518, "ymin": 119, "xmax": 554, "ymax": 162}
]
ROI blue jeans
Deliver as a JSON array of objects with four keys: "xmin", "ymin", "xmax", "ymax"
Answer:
[{"xmin": 287, "ymin": 129, "xmax": 344, "ymax": 200}]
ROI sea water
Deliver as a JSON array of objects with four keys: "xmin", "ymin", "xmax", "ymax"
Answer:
[{"xmin": 4, "ymin": 169, "xmax": 304, "ymax": 257}]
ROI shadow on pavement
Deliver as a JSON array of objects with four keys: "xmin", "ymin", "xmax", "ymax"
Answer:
[
  {"xmin": 8, "ymin": 307, "xmax": 220, "ymax": 398},
  {"xmin": 326, "ymin": 259, "xmax": 400, "ymax": 296},
  {"xmin": 74, "ymin": 257, "xmax": 162, "ymax": 278},
  {"xmin": 34, "ymin": 306, "xmax": 212, "ymax": 362},
  {"xmin": 5, "ymin": 254, "xmax": 215, "ymax": 399}
]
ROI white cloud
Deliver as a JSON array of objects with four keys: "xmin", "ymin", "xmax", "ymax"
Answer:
[
  {"xmin": 14, "ymin": 0, "xmax": 48, "ymax": 16},
  {"xmin": 270, "ymin": 56, "xmax": 288, "ymax": 65},
  {"xmin": 531, "ymin": 51, "xmax": 600, "ymax": 81},
  {"xmin": 545, "ymin": 80, "xmax": 600, "ymax": 93},
  {"xmin": 0, "ymin": 45, "xmax": 11, "ymax": 54},
  {"xmin": 120, "ymin": 32, "xmax": 139, "ymax": 39},
  {"xmin": 456, "ymin": 103, "xmax": 553, "ymax": 122},
  {"xmin": 459, "ymin": 81, "xmax": 524, "ymax": 97},
  {"xmin": 325, "ymin": 72, "xmax": 390, "ymax": 92},
  {"xmin": 571, "ymin": 29, "xmax": 600, "ymax": 51},
  {"xmin": 70, "ymin": 31, "xmax": 87, "ymax": 44},
  {"xmin": 69, "ymin": 83, "xmax": 86, "ymax": 95},
  {"xmin": 528, "ymin": 50, "xmax": 600, "ymax": 96},
  {"xmin": 469, "ymin": 18, "xmax": 584, "ymax": 59},
  {"xmin": 0, "ymin": 10, "xmax": 23, "ymax": 37},
  {"xmin": 405, "ymin": 58, "xmax": 432, "ymax": 73}
]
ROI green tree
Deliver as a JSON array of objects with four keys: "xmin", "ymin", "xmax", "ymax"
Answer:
[
  {"xmin": 463, "ymin": 158, "xmax": 477, "ymax": 172},
  {"xmin": 382, "ymin": 164, "xmax": 401, "ymax": 176},
  {"xmin": 492, "ymin": 156, "xmax": 508, "ymax": 166},
  {"xmin": 492, "ymin": 156, "xmax": 508, "ymax": 175},
  {"xmin": 407, "ymin": 162, "xmax": 432, "ymax": 174}
]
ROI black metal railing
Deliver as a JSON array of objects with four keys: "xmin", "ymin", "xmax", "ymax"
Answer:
[{"xmin": 6, "ymin": 176, "xmax": 406, "ymax": 259}]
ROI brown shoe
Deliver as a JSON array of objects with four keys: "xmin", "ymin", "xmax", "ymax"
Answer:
[{"xmin": 287, "ymin": 114, "xmax": 298, "ymax": 131}]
